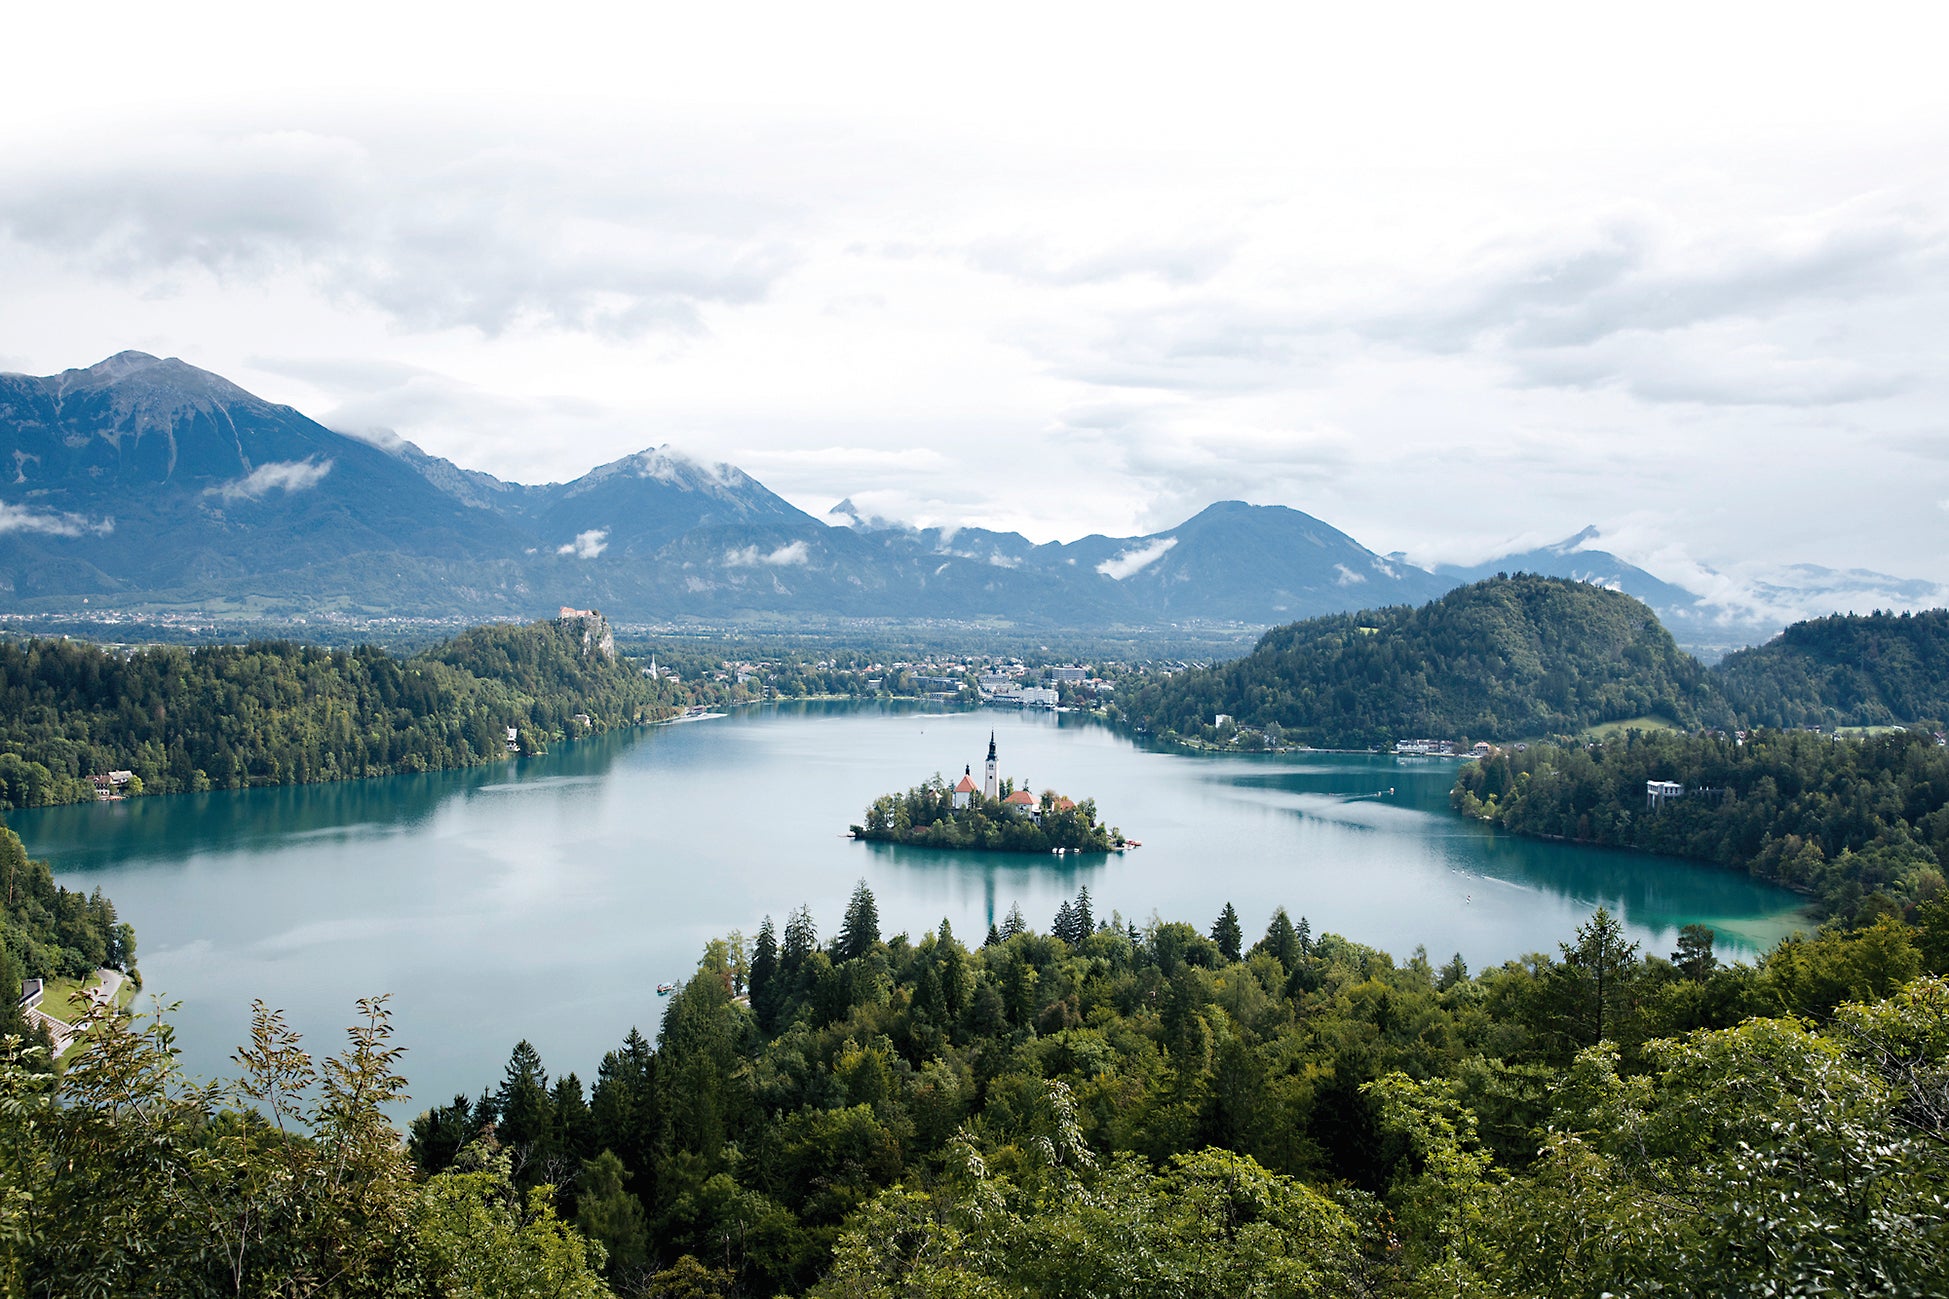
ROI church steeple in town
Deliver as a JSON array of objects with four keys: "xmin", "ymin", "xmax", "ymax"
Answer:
[{"xmin": 983, "ymin": 731, "xmax": 1000, "ymax": 801}]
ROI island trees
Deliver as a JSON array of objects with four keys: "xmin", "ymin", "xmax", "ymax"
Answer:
[{"xmin": 853, "ymin": 777, "xmax": 1123, "ymax": 853}]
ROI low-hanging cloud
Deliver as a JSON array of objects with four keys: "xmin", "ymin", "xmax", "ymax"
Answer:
[
  {"xmin": 207, "ymin": 458, "xmax": 333, "ymax": 502},
  {"xmin": 557, "ymin": 529, "xmax": 609, "ymax": 559},
  {"xmin": 724, "ymin": 540, "xmax": 810, "ymax": 567},
  {"xmin": 1096, "ymin": 536, "xmax": 1176, "ymax": 580},
  {"xmin": 0, "ymin": 501, "xmax": 114, "ymax": 537}
]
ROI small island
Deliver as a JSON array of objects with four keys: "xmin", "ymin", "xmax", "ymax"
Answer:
[{"xmin": 851, "ymin": 732, "xmax": 1128, "ymax": 853}]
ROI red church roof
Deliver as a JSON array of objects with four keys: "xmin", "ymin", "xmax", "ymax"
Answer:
[
  {"xmin": 953, "ymin": 774, "xmax": 980, "ymax": 794},
  {"xmin": 1003, "ymin": 789, "xmax": 1036, "ymax": 806}
]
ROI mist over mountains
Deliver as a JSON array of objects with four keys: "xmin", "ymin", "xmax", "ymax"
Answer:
[{"xmin": 0, "ymin": 352, "xmax": 1936, "ymax": 647}]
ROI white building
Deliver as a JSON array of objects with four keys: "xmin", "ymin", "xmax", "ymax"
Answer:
[{"xmin": 1646, "ymin": 780, "xmax": 1685, "ymax": 810}]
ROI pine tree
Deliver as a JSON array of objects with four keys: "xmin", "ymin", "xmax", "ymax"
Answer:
[
  {"xmin": 1211, "ymin": 903, "xmax": 1243, "ymax": 962},
  {"xmin": 1052, "ymin": 899, "xmax": 1078, "ymax": 944},
  {"xmin": 1000, "ymin": 903, "xmax": 1027, "ymax": 940},
  {"xmin": 837, "ymin": 880, "xmax": 881, "ymax": 962},
  {"xmin": 750, "ymin": 916, "xmax": 781, "ymax": 1032},
  {"xmin": 781, "ymin": 905, "xmax": 818, "ymax": 978},
  {"xmin": 1074, "ymin": 887, "xmax": 1094, "ymax": 936},
  {"xmin": 1296, "ymin": 914, "xmax": 1313, "ymax": 956},
  {"xmin": 1560, "ymin": 906, "xmax": 1642, "ymax": 1046},
  {"xmin": 1672, "ymin": 923, "xmax": 1717, "ymax": 979},
  {"xmin": 494, "ymin": 1040, "xmax": 558, "ymax": 1185},
  {"xmin": 1258, "ymin": 908, "xmax": 1301, "ymax": 971}
]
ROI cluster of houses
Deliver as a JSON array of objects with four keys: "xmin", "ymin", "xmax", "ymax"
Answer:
[
  {"xmin": 1393, "ymin": 739, "xmax": 1496, "ymax": 758},
  {"xmin": 91, "ymin": 770, "xmax": 135, "ymax": 801}
]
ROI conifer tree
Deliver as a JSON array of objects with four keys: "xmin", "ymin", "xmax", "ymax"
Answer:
[
  {"xmin": 1211, "ymin": 903, "xmax": 1243, "ymax": 962},
  {"xmin": 750, "ymin": 916, "xmax": 781, "ymax": 1032},
  {"xmin": 837, "ymin": 881, "xmax": 881, "ymax": 962},
  {"xmin": 1259, "ymin": 908, "xmax": 1301, "ymax": 971}
]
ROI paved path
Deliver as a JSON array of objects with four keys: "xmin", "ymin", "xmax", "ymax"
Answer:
[{"xmin": 28, "ymin": 966, "xmax": 127, "ymax": 1058}]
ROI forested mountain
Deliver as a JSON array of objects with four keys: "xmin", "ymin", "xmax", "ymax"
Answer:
[
  {"xmin": 0, "ymin": 612, "xmax": 671, "ymax": 808},
  {"xmin": 1432, "ymin": 525, "xmax": 1765, "ymax": 650},
  {"xmin": 1120, "ymin": 574, "xmax": 1721, "ymax": 747},
  {"xmin": 1716, "ymin": 608, "xmax": 1949, "ymax": 728}
]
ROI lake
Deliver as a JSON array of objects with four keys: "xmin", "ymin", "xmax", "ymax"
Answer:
[{"xmin": 14, "ymin": 702, "xmax": 1809, "ymax": 1113}]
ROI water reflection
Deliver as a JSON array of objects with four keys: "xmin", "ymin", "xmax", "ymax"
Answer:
[{"xmin": 6, "ymin": 701, "xmax": 1809, "ymax": 1107}]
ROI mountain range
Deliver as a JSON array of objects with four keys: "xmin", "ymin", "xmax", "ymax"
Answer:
[{"xmin": 0, "ymin": 352, "xmax": 1936, "ymax": 648}]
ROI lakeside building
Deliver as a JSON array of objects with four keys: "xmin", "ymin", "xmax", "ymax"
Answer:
[{"xmin": 1646, "ymin": 779, "xmax": 1685, "ymax": 809}]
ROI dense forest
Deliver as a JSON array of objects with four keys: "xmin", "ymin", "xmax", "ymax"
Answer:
[
  {"xmin": 1117, "ymin": 575, "xmax": 1720, "ymax": 748},
  {"xmin": 853, "ymin": 778, "xmax": 1123, "ymax": 852},
  {"xmin": 1119, "ymin": 580, "xmax": 1949, "ymax": 749},
  {"xmin": 0, "ymin": 614, "xmax": 676, "ymax": 809},
  {"xmin": 14, "ymin": 882, "xmax": 1931, "ymax": 1296},
  {"xmin": 1717, "ymin": 607, "xmax": 1949, "ymax": 728},
  {"xmin": 1453, "ymin": 727, "xmax": 1949, "ymax": 921}
]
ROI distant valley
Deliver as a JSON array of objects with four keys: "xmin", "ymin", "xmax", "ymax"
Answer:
[{"xmin": 1, "ymin": 352, "xmax": 1939, "ymax": 652}]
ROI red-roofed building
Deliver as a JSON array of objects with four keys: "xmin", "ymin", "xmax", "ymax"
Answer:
[{"xmin": 952, "ymin": 767, "xmax": 980, "ymax": 809}]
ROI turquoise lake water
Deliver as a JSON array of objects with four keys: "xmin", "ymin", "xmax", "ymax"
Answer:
[{"xmin": 11, "ymin": 702, "xmax": 1809, "ymax": 1111}]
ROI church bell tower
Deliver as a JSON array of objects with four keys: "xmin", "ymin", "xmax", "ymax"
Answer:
[{"xmin": 983, "ymin": 731, "xmax": 999, "ymax": 801}]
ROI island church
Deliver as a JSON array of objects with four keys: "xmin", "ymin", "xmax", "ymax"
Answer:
[{"xmin": 952, "ymin": 733, "xmax": 1002, "ymax": 808}]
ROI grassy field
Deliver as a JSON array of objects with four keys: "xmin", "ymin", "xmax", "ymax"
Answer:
[
  {"xmin": 1581, "ymin": 715, "xmax": 1681, "ymax": 741},
  {"xmin": 31, "ymin": 970, "xmax": 134, "ymax": 1024},
  {"xmin": 1834, "ymin": 725, "xmax": 1911, "ymax": 738}
]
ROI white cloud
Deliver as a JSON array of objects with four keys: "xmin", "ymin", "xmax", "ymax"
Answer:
[
  {"xmin": 1333, "ymin": 563, "xmax": 1366, "ymax": 586},
  {"xmin": 2, "ymin": 11, "xmax": 1949, "ymax": 585},
  {"xmin": 557, "ymin": 529, "xmax": 608, "ymax": 559},
  {"xmin": 207, "ymin": 458, "xmax": 333, "ymax": 502},
  {"xmin": 723, "ymin": 540, "xmax": 809, "ymax": 567},
  {"xmin": 1096, "ymin": 537, "xmax": 1177, "ymax": 580},
  {"xmin": 0, "ymin": 501, "xmax": 113, "ymax": 536}
]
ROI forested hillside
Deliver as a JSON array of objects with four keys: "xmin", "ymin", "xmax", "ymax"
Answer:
[
  {"xmin": 1120, "ymin": 574, "xmax": 1719, "ymax": 747},
  {"xmin": 0, "ymin": 825, "xmax": 135, "ymax": 1049},
  {"xmin": 6, "ymin": 880, "xmax": 1947, "ymax": 1294},
  {"xmin": 0, "ymin": 614, "xmax": 673, "ymax": 808},
  {"xmin": 1454, "ymin": 727, "xmax": 1949, "ymax": 920},
  {"xmin": 410, "ymin": 886, "xmax": 1946, "ymax": 1295},
  {"xmin": 1717, "ymin": 608, "xmax": 1949, "ymax": 728}
]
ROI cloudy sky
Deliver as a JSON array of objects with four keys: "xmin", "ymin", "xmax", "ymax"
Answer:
[{"xmin": 3, "ymin": 2, "xmax": 1947, "ymax": 607}]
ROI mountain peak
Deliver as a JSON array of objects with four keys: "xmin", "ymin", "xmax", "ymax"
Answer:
[
  {"xmin": 82, "ymin": 350, "xmax": 166, "ymax": 380},
  {"xmin": 1550, "ymin": 525, "xmax": 1603, "ymax": 554},
  {"xmin": 51, "ymin": 351, "xmax": 260, "ymax": 409}
]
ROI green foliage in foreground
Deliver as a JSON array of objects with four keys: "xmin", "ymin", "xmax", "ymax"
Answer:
[
  {"xmin": 1119, "ymin": 574, "xmax": 1719, "ymax": 749},
  {"xmin": 0, "ymin": 614, "xmax": 677, "ymax": 809},
  {"xmin": 0, "ymin": 996, "xmax": 610, "ymax": 1299},
  {"xmin": 416, "ymin": 887, "xmax": 1949, "ymax": 1297},
  {"xmin": 1454, "ymin": 727, "xmax": 1949, "ymax": 920},
  {"xmin": 6, "ymin": 884, "xmax": 1946, "ymax": 1296},
  {"xmin": 853, "ymin": 777, "xmax": 1122, "ymax": 852}
]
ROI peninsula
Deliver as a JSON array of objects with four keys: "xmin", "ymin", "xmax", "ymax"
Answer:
[{"xmin": 851, "ymin": 733, "xmax": 1127, "ymax": 852}]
